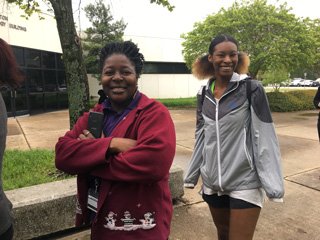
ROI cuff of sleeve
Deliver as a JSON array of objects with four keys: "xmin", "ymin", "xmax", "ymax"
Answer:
[
  {"xmin": 269, "ymin": 198, "xmax": 283, "ymax": 203},
  {"xmin": 184, "ymin": 183, "xmax": 195, "ymax": 189}
]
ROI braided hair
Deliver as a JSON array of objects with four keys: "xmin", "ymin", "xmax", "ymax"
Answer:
[
  {"xmin": 192, "ymin": 34, "xmax": 250, "ymax": 80},
  {"xmin": 99, "ymin": 41, "xmax": 145, "ymax": 76}
]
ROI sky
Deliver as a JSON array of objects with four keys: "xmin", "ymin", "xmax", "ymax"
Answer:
[{"xmin": 70, "ymin": 0, "xmax": 319, "ymax": 39}]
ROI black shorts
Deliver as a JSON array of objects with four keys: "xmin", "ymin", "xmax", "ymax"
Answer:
[{"xmin": 202, "ymin": 193, "xmax": 260, "ymax": 209}]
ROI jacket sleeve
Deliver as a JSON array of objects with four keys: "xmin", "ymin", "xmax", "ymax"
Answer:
[
  {"xmin": 55, "ymin": 105, "xmax": 111, "ymax": 175},
  {"xmin": 90, "ymin": 102, "xmax": 176, "ymax": 183},
  {"xmin": 183, "ymin": 86, "xmax": 205, "ymax": 188},
  {"xmin": 314, "ymin": 87, "xmax": 320, "ymax": 109},
  {"xmin": 250, "ymin": 82, "xmax": 284, "ymax": 200}
]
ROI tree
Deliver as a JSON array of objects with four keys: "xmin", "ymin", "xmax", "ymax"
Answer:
[
  {"xmin": 181, "ymin": 0, "xmax": 314, "ymax": 79},
  {"xmin": 8, "ymin": 0, "xmax": 174, "ymax": 128},
  {"xmin": 304, "ymin": 18, "xmax": 320, "ymax": 78},
  {"xmin": 261, "ymin": 67, "xmax": 290, "ymax": 92},
  {"xmin": 83, "ymin": 0, "xmax": 127, "ymax": 82}
]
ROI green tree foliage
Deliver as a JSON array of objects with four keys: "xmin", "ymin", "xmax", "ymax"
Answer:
[
  {"xmin": 83, "ymin": 0, "xmax": 127, "ymax": 81},
  {"xmin": 181, "ymin": 0, "xmax": 314, "ymax": 79},
  {"xmin": 7, "ymin": 0, "xmax": 174, "ymax": 127},
  {"xmin": 304, "ymin": 18, "xmax": 320, "ymax": 77},
  {"xmin": 261, "ymin": 68, "xmax": 290, "ymax": 92}
]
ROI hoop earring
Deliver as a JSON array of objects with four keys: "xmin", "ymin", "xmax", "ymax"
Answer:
[{"xmin": 133, "ymin": 86, "xmax": 138, "ymax": 99}]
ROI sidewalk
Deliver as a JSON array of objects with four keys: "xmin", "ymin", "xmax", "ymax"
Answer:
[{"xmin": 6, "ymin": 109, "xmax": 320, "ymax": 239}]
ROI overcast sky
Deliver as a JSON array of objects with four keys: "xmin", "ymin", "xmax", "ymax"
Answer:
[{"xmin": 71, "ymin": 0, "xmax": 320, "ymax": 39}]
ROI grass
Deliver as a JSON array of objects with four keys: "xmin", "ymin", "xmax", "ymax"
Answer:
[
  {"xmin": 2, "ymin": 149, "xmax": 73, "ymax": 191},
  {"xmin": 90, "ymin": 97, "xmax": 198, "ymax": 109}
]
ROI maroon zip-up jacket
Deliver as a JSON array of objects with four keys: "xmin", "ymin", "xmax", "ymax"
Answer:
[{"xmin": 55, "ymin": 93, "xmax": 176, "ymax": 240}]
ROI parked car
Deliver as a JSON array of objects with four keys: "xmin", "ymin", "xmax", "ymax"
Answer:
[
  {"xmin": 312, "ymin": 79, "xmax": 320, "ymax": 87},
  {"xmin": 289, "ymin": 79, "xmax": 302, "ymax": 87},
  {"xmin": 298, "ymin": 79, "xmax": 314, "ymax": 87}
]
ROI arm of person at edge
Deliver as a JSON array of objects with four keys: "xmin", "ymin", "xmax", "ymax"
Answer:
[
  {"xmin": 183, "ymin": 86, "xmax": 205, "ymax": 188},
  {"xmin": 55, "ymin": 102, "xmax": 176, "ymax": 183},
  {"xmin": 250, "ymin": 82, "xmax": 284, "ymax": 202},
  {"xmin": 314, "ymin": 87, "xmax": 320, "ymax": 109}
]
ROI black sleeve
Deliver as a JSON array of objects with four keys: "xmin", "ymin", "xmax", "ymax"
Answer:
[{"xmin": 314, "ymin": 87, "xmax": 320, "ymax": 109}]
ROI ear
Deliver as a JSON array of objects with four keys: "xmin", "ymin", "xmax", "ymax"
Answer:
[{"xmin": 208, "ymin": 54, "xmax": 213, "ymax": 63}]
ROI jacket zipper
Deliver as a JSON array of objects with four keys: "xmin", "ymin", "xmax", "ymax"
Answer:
[{"xmin": 205, "ymin": 81, "xmax": 239, "ymax": 192}]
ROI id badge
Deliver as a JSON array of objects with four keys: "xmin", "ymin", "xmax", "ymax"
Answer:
[{"xmin": 87, "ymin": 188, "xmax": 99, "ymax": 213}]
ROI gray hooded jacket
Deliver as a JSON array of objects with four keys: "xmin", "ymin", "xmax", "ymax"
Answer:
[{"xmin": 184, "ymin": 73, "xmax": 284, "ymax": 199}]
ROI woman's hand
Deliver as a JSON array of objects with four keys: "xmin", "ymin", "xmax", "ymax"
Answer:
[
  {"xmin": 78, "ymin": 129, "xmax": 96, "ymax": 140},
  {"xmin": 107, "ymin": 138, "xmax": 137, "ymax": 154}
]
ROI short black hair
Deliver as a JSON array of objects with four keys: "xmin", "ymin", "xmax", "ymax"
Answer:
[
  {"xmin": 99, "ymin": 41, "xmax": 145, "ymax": 76},
  {"xmin": 208, "ymin": 34, "xmax": 238, "ymax": 55}
]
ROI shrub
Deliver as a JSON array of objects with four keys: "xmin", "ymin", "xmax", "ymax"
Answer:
[{"xmin": 267, "ymin": 90, "xmax": 317, "ymax": 112}]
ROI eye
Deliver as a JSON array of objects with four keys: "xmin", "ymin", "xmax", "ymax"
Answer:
[
  {"xmin": 122, "ymin": 70, "xmax": 132, "ymax": 75},
  {"xmin": 104, "ymin": 70, "xmax": 113, "ymax": 76}
]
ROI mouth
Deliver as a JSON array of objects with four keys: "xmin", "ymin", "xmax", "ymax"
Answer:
[
  {"xmin": 110, "ymin": 87, "xmax": 126, "ymax": 93},
  {"xmin": 220, "ymin": 66, "xmax": 233, "ymax": 70}
]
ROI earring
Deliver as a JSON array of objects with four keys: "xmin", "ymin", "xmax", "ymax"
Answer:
[{"xmin": 133, "ymin": 86, "xmax": 138, "ymax": 99}]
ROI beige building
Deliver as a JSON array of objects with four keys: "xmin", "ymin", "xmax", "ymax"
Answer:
[{"xmin": 1, "ymin": 0, "xmax": 205, "ymax": 117}]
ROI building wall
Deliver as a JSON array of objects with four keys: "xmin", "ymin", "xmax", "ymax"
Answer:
[
  {"xmin": 89, "ymin": 35, "xmax": 207, "ymax": 99},
  {"xmin": 89, "ymin": 73, "xmax": 207, "ymax": 99},
  {"xmin": 0, "ymin": 0, "xmax": 61, "ymax": 52},
  {"xmin": 1, "ymin": 1, "xmax": 207, "ymax": 100}
]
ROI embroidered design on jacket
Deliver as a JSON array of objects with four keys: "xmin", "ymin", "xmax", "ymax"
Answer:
[{"xmin": 104, "ymin": 210, "xmax": 156, "ymax": 231}]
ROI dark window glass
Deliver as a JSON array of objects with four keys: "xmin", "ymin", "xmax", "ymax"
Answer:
[
  {"xmin": 58, "ymin": 93, "xmax": 68, "ymax": 108},
  {"xmin": 45, "ymin": 93, "xmax": 58, "ymax": 110},
  {"xmin": 42, "ymin": 51, "xmax": 55, "ymax": 69},
  {"xmin": 143, "ymin": 62, "xmax": 190, "ymax": 74},
  {"xmin": 173, "ymin": 63, "xmax": 190, "ymax": 74},
  {"xmin": 158, "ymin": 63, "xmax": 173, "ymax": 74},
  {"xmin": 56, "ymin": 54, "xmax": 65, "ymax": 69},
  {"xmin": 26, "ymin": 69, "xmax": 43, "ymax": 93},
  {"xmin": 57, "ymin": 71, "xmax": 67, "ymax": 92},
  {"xmin": 44, "ymin": 70, "xmax": 57, "ymax": 92},
  {"xmin": 25, "ymin": 49, "xmax": 41, "ymax": 68},
  {"xmin": 29, "ymin": 94, "xmax": 44, "ymax": 114},
  {"xmin": 143, "ymin": 63, "xmax": 157, "ymax": 74},
  {"xmin": 11, "ymin": 46, "xmax": 25, "ymax": 66}
]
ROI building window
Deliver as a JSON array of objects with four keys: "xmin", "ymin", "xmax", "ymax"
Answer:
[
  {"xmin": 143, "ymin": 62, "xmax": 190, "ymax": 74},
  {"xmin": 25, "ymin": 49, "xmax": 41, "ymax": 68},
  {"xmin": 4, "ymin": 45, "xmax": 68, "ymax": 116}
]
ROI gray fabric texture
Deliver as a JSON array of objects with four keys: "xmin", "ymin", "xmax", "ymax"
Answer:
[
  {"xmin": 184, "ymin": 74, "xmax": 284, "ymax": 199},
  {"xmin": 0, "ymin": 93, "xmax": 14, "ymax": 234}
]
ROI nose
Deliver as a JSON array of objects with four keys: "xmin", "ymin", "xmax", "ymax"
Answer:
[
  {"xmin": 112, "ymin": 71, "xmax": 123, "ymax": 81},
  {"xmin": 224, "ymin": 55, "xmax": 232, "ymax": 63}
]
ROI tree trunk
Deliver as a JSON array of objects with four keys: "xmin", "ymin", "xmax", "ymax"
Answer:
[{"xmin": 49, "ymin": 0, "xmax": 90, "ymax": 129}]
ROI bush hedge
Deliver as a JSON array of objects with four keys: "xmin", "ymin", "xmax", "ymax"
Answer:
[
  {"xmin": 267, "ymin": 90, "xmax": 317, "ymax": 112},
  {"xmin": 90, "ymin": 90, "xmax": 318, "ymax": 112}
]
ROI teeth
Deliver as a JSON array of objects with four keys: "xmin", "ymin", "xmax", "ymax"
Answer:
[
  {"xmin": 222, "ymin": 67, "xmax": 232, "ymax": 69},
  {"xmin": 113, "ymin": 87, "xmax": 125, "ymax": 90}
]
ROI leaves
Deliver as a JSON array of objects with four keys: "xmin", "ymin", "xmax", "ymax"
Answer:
[
  {"xmin": 181, "ymin": 0, "xmax": 317, "ymax": 79},
  {"xmin": 82, "ymin": 0, "xmax": 127, "ymax": 81}
]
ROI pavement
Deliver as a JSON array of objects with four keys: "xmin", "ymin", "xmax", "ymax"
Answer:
[{"xmin": 6, "ymin": 108, "xmax": 320, "ymax": 240}]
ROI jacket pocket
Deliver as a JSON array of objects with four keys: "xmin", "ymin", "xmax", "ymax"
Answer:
[{"xmin": 243, "ymin": 128, "xmax": 254, "ymax": 170}]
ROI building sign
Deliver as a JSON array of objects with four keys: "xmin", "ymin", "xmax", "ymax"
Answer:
[{"xmin": 0, "ymin": 14, "xmax": 27, "ymax": 31}]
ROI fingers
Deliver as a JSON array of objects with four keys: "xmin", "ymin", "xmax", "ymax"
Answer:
[{"xmin": 78, "ymin": 130, "xmax": 95, "ymax": 140}]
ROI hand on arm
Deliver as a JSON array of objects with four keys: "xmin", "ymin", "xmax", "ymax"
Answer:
[
  {"xmin": 107, "ymin": 138, "xmax": 137, "ymax": 154},
  {"xmin": 78, "ymin": 129, "xmax": 96, "ymax": 140}
]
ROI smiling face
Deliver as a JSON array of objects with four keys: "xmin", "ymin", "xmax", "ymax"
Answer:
[
  {"xmin": 208, "ymin": 41, "xmax": 238, "ymax": 81},
  {"xmin": 101, "ymin": 54, "xmax": 138, "ymax": 112}
]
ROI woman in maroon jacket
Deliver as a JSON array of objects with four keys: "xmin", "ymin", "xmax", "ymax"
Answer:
[{"xmin": 55, "ymin": 41, "xmax": 176, "ymax": 240}]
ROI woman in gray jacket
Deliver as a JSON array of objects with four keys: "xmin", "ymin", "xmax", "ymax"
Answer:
[
  {"xmin": 0, "ymin": 38, "xmax": 24, "ymax": 240},
  {"xmin": 184, "ymin": 34, "xmax": 284, "ymax": 240}
]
